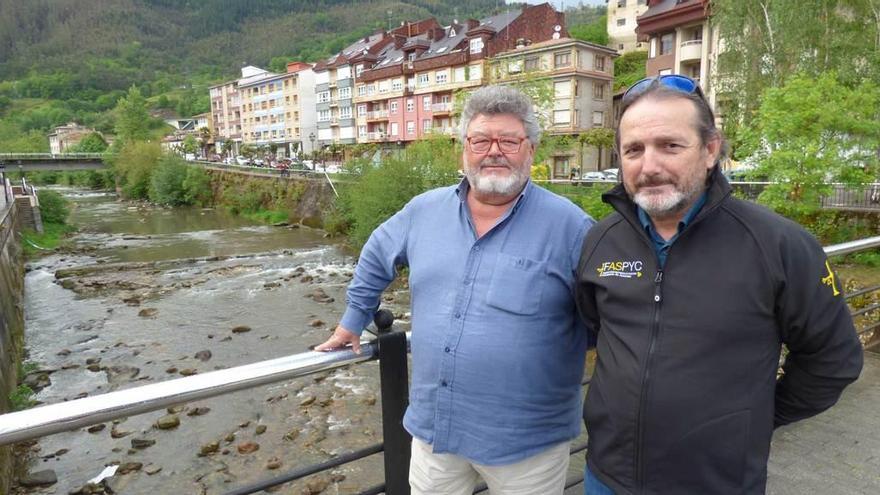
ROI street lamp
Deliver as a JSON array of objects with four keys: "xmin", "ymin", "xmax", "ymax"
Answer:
[{"xmin": 308, "ymin": 132, "xmax": 316, "ymax": 169}]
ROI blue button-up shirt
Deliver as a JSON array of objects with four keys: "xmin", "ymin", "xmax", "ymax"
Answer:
[
  {"xmin": 637, "ymin": 193, "xmax": 707, "ymax": 268},
  {"xmin": 340, "ymin": 179, "xmax": 593, "ymax": 465}
]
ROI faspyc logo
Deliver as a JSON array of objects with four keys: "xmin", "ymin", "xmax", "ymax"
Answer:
[{"xmin": 596, "ymin": 260, "xmax": 644, "ymax": 279}]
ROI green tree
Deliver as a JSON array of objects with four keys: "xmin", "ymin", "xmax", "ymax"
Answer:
[
  {"xmin": 182, "ymin": 165, "xmax": 213, "ymax": 206},
  {"xmin": 569, "ymin": 15, "xmax": 609, "ymax": 46},
  {"xmin": 149, "ymin": 154, "xmax": 190, "ymax": 205},
  {"xmin": 713, "ymin": 0, "xmax": 880, "ymax": 147},
  {"xmin": 344, "ymin": 136, "xmax": 459, "ymax": 247},
  {"xmin": 181, "ymin": 134, "xmax": 199, "ymax": 156},
  {"xmin": 114, "ymin": 86, "xmax": 151, "ymax": 144},
  {"xmin": 613, "ymin": 51, "xmax": 648, "ymax": 91},
  {"xmin": 578, "ymin": 127, "xmax": 616, "ymax": 171},
  {"xmin": 744, "ymin": 73, "xmax": 880, "ymax": 223},
  {"xmin": 115, "ymin": 140, "xmax": 163, "ymax": 199},
  {"xmin": 69, "ymin": 132, "xmax": 108, "ymax": 152},
  {"xmin": 36, "ymin": 190, "xmax": 70, "ymax": 225}
]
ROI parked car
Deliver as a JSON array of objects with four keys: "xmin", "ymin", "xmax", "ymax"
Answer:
[
  {"xmin": 235, "ymin": 156, "xmax": 250, "ymax": 166},
  {"xmin": 602, "ymin": 168, "xmax": 619, "ymax": 181},
  {"xmin": 582, "ymin": 171, "xmax": 608, "ymax": 181}
]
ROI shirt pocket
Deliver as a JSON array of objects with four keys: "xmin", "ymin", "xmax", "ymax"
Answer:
[{"xmin": 486, "ymin": 254, "xmax": 547, "ymax": 315}]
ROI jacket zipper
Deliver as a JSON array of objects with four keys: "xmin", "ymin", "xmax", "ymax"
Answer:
[{"xmin": 635, "ymin": 269, "xmax": 663, "ymax": 492}]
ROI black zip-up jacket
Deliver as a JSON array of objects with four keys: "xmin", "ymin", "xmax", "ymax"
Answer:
[{"xmin": 575, "ymin": 170, "xmax": 863, "ymax": 494}]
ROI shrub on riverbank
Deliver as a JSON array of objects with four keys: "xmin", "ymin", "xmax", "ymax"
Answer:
[
  {"xmin": 21, "ymin": 190, "xmax": 75, "ymax": 256},
  {"xmin": 37, "ymin": 189, "xmax": 69, "ymax": 224},
  {"xmin": 341, "ymin": 136, "xmax": 459, "ymax": 247}
]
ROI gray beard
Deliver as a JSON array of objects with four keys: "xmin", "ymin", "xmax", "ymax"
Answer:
[{"xmin": 465, "ymin": 158, "xmax": 529, "ymax": 197}]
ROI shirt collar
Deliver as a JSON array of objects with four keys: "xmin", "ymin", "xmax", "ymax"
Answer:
[{"xmin": 637, "ymin": 191, "xmax": 708, "ymax": 240}]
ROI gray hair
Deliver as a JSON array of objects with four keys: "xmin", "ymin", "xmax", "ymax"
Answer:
[{"xmin": 459, "ymin": 85, "xmax": 541, "ymax": 146}]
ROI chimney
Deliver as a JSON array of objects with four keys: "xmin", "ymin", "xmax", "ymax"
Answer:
[
  {"xmin": 393, "ymin": 34, "xmax": 406, "ymax": 49},
  {"xmin": 466, "ymin": 19, "xmax": 479, "ymax": 31},
  {"xmin": 432, "ymin": 27, "xmax": 445, "ymax": 41}
]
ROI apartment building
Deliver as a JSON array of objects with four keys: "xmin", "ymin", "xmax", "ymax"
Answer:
[
  {"xmin": 237, "ymin": 63, "xmax": 317, "ymax": 157},
  {"xmin": 209, "ymin": 80, "xmax": 242, "ymax": 156},
  {"xmin": 607, "ymin": 0, "xmax": 650, "ymax": 53},
  {"xmin": 494, "ymin": 37, "xmax": 617, "ymax": 177},
  {"xmin": 311, "ymin": 27, "xmax": 411, "ymax": 149},
  {"xmin": 48, "ymin": 122, "xmax": 99, "ymax": 154},
  {"xmin": 636, "ymin": 0, "xmax": 719, "ymax": 107},
  {"xmin": 353, "ymin": 3, "xmax": 566, "ymax": 146}
]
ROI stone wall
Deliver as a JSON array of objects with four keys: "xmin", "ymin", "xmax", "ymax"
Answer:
[
  {"xmin": 0, "ymin": 201, "xmax": 25, "ymax": 495},
  {"xmin": 208, "ymin": 170, "xmax": 338, "ymax": 228}
]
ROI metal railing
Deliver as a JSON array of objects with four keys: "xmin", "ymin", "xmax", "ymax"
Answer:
[
  {"xmin": 0, "ymin": 153, "xmax": 105, "ymax": 160},
  {"xmin": 1, "ymin": 238, "xmax": 879, "ymax": 493}
]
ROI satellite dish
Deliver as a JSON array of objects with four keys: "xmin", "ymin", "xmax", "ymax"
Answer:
[{"xmin": 554, "ymin": 25, "xmax": 562, "ymax": 32}]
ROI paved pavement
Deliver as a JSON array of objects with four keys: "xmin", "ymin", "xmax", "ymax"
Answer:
[{"xmin": 563, "ymin": 351, "xmax": 879, "ymax": 494}]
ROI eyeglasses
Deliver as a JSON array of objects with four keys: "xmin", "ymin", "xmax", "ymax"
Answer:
[
  {"xmin": 466, "ymin": 136, "xmax": 527, "ymax": 154},
  {"xmin": 623, "ymin": 74, "xmax": 704, "ymax": 101}
]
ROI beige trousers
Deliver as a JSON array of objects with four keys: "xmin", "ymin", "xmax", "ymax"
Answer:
[{"xmin": 409, "ymin": 437, "xmax": 571, "ymax": 495}]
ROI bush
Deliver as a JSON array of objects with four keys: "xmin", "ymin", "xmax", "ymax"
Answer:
[
  {"xmin": 9, "ymin": 384, "xmax": 36, "ymax": 411},
  {"xmin": 37, "ymin": 189, "xmax": 69, "ymax": 224},
  {"xmin": 182, "ymin": 166, "xmax": 213, "ymax": 206},
  {"xmin": 343, "ymin": 136, "xmax": 459, "ymax": 247},
  {"xmin": 112, "ymin": 141, "xmax": 162, "ymax": 200},
  {"xmin": 149, "ymin": 154, "xmax": 190, "ymax": 205}
]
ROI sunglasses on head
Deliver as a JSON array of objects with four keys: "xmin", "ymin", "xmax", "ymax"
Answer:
[{"xmin": 623, "ymin": 74, "xmax": 704, "ymax": 101}]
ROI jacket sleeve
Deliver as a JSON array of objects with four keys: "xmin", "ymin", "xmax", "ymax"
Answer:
[
  {"xmin": 339, "ymin": 201, "xmax": 412, "ymax": 335},
  {"xmin": 773, "ymin": 229, "xmax": 864, "ymax": 427},
  {"xmin": 574, "ymin": 231, "xmax": 600, "ymax": 349}
]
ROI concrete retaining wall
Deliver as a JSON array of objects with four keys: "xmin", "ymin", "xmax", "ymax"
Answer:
[{"xmin": 0, "ymin": 200, "xmax": 25, "ymax": 494}]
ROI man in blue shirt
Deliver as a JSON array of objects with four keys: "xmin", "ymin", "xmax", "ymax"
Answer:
[{"xmin": 316, "ymin": 85, "xmax": 594, "ymax": 494}]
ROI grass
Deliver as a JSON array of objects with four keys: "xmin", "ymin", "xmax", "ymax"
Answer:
[
  {"xmin": 20, "ymin": 222, "xmax": 76, "ymax": 257},
  {"xmin": 8, "ymin": 384, "xmax": 36, "ymax": 411},
  {"xmin": 240, "ymin": 209, "xmax": 289, "ymax": 225}
]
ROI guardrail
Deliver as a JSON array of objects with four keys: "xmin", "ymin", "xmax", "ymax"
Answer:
[
  {"xmin": 0, "ymin": 153, "xmax": 106, "ymax": 160},
  {"xmin": 1, "ymin": 238, "xmax": 878, "ymax": 493}
]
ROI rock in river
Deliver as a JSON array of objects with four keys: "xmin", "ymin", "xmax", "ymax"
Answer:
[
  {"xmin": 19, "ymin": 469, "xmax": 57, "ymax": 487},
  {"xmin": 194, "ymin": 349, "xmax": 212, "ymax": 362},
  {"xmin": 138, "ymin": 308, "xmax": 159, "ymax": 317},
  {"xmin": 231, "ymin": 325, "xmax": 252, "ymax": 333},
  {"xmin": 155, "ymin": 414, "xmax": 180, "ymax": 430}
]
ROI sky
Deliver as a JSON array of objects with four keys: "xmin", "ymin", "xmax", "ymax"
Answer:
[{"xmin": 516, "ymin": 0, "xmax": 607, "ymax": 9}]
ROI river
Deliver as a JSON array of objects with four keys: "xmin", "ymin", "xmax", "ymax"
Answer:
[{"xmin": 19, "ymin": 188, "xmax": 409, "ymax": 494}]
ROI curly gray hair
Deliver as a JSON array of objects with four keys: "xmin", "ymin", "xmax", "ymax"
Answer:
[{"xmin": 459, "ymin": 85, "xmax": 541, "ymax": 146}]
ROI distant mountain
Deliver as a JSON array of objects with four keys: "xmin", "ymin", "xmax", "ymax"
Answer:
[{"xmin": 0, "ymin": 0, "xmax": 501, "ymax": 80}]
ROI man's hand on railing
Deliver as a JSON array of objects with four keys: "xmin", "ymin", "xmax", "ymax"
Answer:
[{"xmin": 314, "ymin": 324, "xmax": 361, "ymax": 354}]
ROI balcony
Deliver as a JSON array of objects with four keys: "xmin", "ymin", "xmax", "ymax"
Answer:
[
  {"xmin": 679, "ymin": 39, "xmax": 703, "ymax": 63},
  {"xmin": 432, "ymin": 102, "xmax": 452, "ymax": 114},
  {"xmin": 366, "ymin": 131, "xmax": 387, "ymax": 142},
  {"xmin": 329, "ymin": 100, "xmax": 338, "ymax": 107},
  {"xmin": 367, "ymin": 110, "xmax": 389, "ymax": 121},
  {"xmin": 328, "ymin": 80, "xmax": 338, "ymax": 88},
  {"xmin": 330, "ymin": 118, "xmax": 339, "ymax": 126}
]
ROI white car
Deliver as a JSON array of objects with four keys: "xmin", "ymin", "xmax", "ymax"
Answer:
[
  {"xmin": 602, "ymin": 168, "xmax": 619, "ymax": 181},
  {"xmin": 582, "ymin": 171, "xmax": 608, "ymax": 181},
  {"xmin": 235, "ymin": 156, "xmax": 249, "ymax": 166}
]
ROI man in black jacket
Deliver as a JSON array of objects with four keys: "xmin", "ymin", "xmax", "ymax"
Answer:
[{"xmin": 575, "ymin": 75, "xmax": 864, "ymax": 494}]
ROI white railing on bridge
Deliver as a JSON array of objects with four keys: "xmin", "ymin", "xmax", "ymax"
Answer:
[{"xmin": 0, "ymin": 153, "xmax": 106, "ymax": 160}]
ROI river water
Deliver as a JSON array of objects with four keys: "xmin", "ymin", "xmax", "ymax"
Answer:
[{"xmin": 20, "ymin": 189, "xmax": 409, "ymax": 494}]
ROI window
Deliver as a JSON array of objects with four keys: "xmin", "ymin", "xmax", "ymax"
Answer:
[
  {"xmin": 524, "ymin": 57, "xmax": 539, "ymax": 71},
  {"xmin": 339, "ymin": 87, "xmax": 351, "ymax": 99},
  {"xmin": 318, "ymin": 110, "xmax": 331, "ymax": 121},
  {"xmin": 553, "ymin": 110, "xmax": 571, "ymax": 125},
  {"xmin": 593, "ymin": 82, "xmax": 605, "ymax": 100},
  {"xmin": 390, "ymin": 122, "xmax": 399, "ymax": 136},
  {"xmin": 294, "ymin": 111, "xmax": 299, "ymax": 121},
  {"xmin": 423, "ymin": 96, "xmax": 431, "ymax": 111},
  {"xmin": 317, "ymin": 91, "xmax": 330, "ymax": 103},
  {"xmin": 392, "ymin": 79, "xmax": 403, "ymax": 92},
  {"xmin": 378, "ymin": 80, "xmax": 389, "ymax": 93},
  {"xmin": 469, "ymin": 64, "xmax": 482, "ymax": 80},
  {"xmin": 367, "ymin": 84, "xmax": 376, "ymax": 96},
  {"xmin": 356, "ymin": 65, "xmax": 364, "ymax": 78},
  {"xmin": 285, "ymin": 96, "xmax": 290, "ymax": 103},
  {"xmin": 407, "ymin": 121, "xmax": 415, "ymax": 135},
  {"xmin": 554, "ymin": 81, "xmax": 571, "ymax": 98},
  {"xmin": 469, "ymin": 38, "xmax": 484, "ymax": 54},
  {"xmin": 660, "ymin": 33, "xmax": 674, "ymax": 55},
  {"xmin": 454, "ymin": 66, "xmax": 466, "ymax": 81},
  {"xmin": 507, "ymin": 60, "xmax": 522, "ymax": 74},
  {"xmin": 617, "ymin": 0, "xmax": 627, "ymax": 7},
  {"xmin": 592, "ymin": 111, "xmax": 604, "ymax": 126},
  {"xmin": 357, "ymin": 104, "xmax": 367, "ymax": 117},
  {"xmin": 418, "ymin": 73, "xmax": 430, "ymax": 86},
  {"xmin": 340, "ymin": 106, "xmax": 352, "ymax": 119},
  {"xmin": 594, "ymin": 56, "xmax": 606, "ymax": 71},
  {"xmin": 422, "ymin": 119, "xmax": 431, "ymax": 131},
  {"xmin": 358, "ymin": 125, "xmax": 367, "ymax": 137},
  {"xmin": 357, "ymin": 85, "xmax": 367, "ymax": 97},
  {"xmin": 554, "ymin": 51, "xmax": 571, "ymax": 68},
  {"xmin": 390, "ymin": 101, "xmax": 399, "ymax": 114},
  {"xmin": 554, "ymin": 157, "xmax": 570, "ymax": 178},
  {"xmin": 436, "ymin": 71, "xmax": 448, "ymax": 84},
  {"xmin": 440, "ymin": 95, "xmax": 450, "ymax": 104},
  {"xmin": 617, "ymin": 18, "xmax": 626, "ymax": 26},
  {"xmin": 406, "ymin": 99, "xmax": 414, "ymax": 112}
]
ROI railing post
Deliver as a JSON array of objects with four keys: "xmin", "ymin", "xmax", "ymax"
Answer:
[{"xmin": 376, "ymin": 312, "xmax": 411, "ymax": 495}]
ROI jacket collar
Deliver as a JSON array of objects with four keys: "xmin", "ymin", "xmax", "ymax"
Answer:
[{"xmin": 602, "ymin": 166, "xmax": 732, "ymax": 229}]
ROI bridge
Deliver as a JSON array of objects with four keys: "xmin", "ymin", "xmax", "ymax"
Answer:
[
  {"xmin": 0, "ymin": 237, "xmax": 878, "ymax": 494},
  {"xmin": 0, "ymin": 153, "xmax": 107, "ymax": 171}
]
